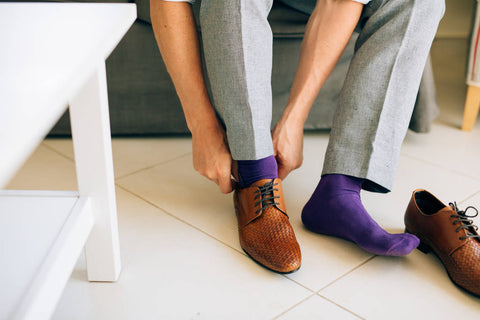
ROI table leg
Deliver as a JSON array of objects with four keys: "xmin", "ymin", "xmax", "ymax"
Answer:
[
  {"xmin": 462, "ymin": 85, "xmax": 480, "ymax": 131},
  {"xmin": 69, "ymin": 61, "xmax": 121, "ymax": 282}
]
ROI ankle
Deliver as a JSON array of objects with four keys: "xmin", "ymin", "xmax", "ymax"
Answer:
[
  {"xmin": 237, "ymin": 155, "xmax": 278, "ymax": 188},
  {"xmin": 316, "ymin": 174, "xmax": 363, "ymax": 194}
]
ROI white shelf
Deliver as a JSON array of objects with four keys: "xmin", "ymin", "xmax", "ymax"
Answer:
[{"xmin": 0, "ymin": 191, "xmax": 93, "ymax": 319}]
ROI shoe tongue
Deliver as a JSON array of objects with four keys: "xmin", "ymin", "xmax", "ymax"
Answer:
[
  {"xmin": 253, "ymin": 178, "xmax": 275, "ymax": 188},
  {"xmin": 255, "ymin": 179, "xmax": 276, "ymax": 207}
]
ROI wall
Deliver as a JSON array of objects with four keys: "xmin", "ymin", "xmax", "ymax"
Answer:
[{"xmin": 436, "ymin": 0, "xmax": 476, "ymax": 38}]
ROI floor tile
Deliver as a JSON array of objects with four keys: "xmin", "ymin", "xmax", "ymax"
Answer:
[
  {"xmin": 402, "ymin": 123, "xmax": 480, "ymax": 180},
  {"xmin": 117, "ymin": 153, "xmax": 240, "ymax": 250},
  {"xmin": 52, "ymin": 187, "xmax": 311, "ymax": 320},
  {"xmin": 329, "ymin": 189, "xmax": 480, "ymax": 320},
  {"xmin": 43, "ymin": 137, "xmax": 192, "ymax": 178},
  {"xmin": 5, "ymin": 144, "xmax": 77, "ymax": 191},
  {"xmin": 401, "ymin": 39, "xmax": 480, "ymax": 180},
  {"xmin": 361, "ymin": 154, "xmax": 480, "ymax": 233},
  {"xmin": 320, "ymin": 250, "xmax": 480, "ymax": 320},
  {"xmin": 117, "ymin": 134, "xmax": 374, "ymax": 292},
  {"xmin": 275, "ymin": 294, "xmax": 361, "ymax": 320}
]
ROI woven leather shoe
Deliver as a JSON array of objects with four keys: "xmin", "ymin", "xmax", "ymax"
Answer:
[
  {"xmin": 233, "ymin": 178, "xmax": 301, "ymax": 273},
  {"xmin": 405, "ymin": 189, "xmax": 480, "ymax": 296}
]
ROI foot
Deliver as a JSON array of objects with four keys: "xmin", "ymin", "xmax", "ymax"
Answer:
[
  {"xmin": 234, "ymin": 178, "xmax": 301, "ymax": 273},
  {"xmin": 301, "ymin": 174, "xmax": 419, "ymax": 256}
]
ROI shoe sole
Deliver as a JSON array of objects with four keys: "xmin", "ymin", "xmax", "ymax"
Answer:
[{"xmin": 241, "ymin": 247, "xmax": 301, "ymax": 275}]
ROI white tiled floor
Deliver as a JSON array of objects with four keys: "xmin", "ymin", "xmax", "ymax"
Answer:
[{"xmin": 6, "ymin": 39, "xmax": 480, "ymax": 319}]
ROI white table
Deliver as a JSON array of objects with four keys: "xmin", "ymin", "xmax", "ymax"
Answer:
[{"xmin": 0, "ymin": 3, "xmax": 136, "ymax": 319}]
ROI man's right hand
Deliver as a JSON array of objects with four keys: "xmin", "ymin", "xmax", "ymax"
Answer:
[{"xmin": 191, "ymin": 121, "xmax": 235, "ymax": 194}]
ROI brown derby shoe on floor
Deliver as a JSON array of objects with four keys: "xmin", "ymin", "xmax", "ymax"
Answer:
[
  {"xmin": 405, "ymin": 189, "xmax": 480, "ymax": 296},
  {"xmin": 233, "ymin": 178, "xmax": 301, "ymax": 274}
]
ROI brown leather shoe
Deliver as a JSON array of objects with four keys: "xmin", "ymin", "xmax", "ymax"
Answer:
[
  {"xmin": 233, "ymin": 178, "xmax": 301, "ymax": 273},
  {"xmin": 405, "ymin": 189, "xmax": 480, "ymax": 296}
]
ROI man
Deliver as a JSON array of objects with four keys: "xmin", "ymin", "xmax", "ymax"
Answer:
[{"xmin": 151, "ymin": 0, "xmax": 445, "ymax": 273}]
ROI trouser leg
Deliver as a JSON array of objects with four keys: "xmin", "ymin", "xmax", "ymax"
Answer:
[
  {"xmin": 322, "ymin": 0, "xmax": 445, "ymax": 192},
  {"xmin": 199, "ymin": 0, "xmax": 274, "ymax": 160}
]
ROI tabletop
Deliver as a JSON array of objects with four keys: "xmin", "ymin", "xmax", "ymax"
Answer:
[{"xmin": 0, "ymin": 3, "xmax": 136, "ymax": 187}]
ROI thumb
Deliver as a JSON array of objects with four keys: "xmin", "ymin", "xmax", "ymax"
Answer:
[
  {"xmin": 277, "ymin": 164, "xmax": 289, "ymax": 180},
  {"xmin": 219, "ymin": 177, "xmax": 234, "ymax": 194}
]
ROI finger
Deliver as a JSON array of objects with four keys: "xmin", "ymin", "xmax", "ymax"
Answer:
[
  {"xmin": 219, "ymin": 183, "xmax": 233, "ymax": 194},
  {"xmin": 219, "ymin": 175, "xmax": 234, "ymax": 194},
  {"xmin": 278, "ymin": 165, "xmax": 289, "ymax": 180},
  {"xmin": 272, "ymin": 141, "xmax": 277, "ymax": 154}
]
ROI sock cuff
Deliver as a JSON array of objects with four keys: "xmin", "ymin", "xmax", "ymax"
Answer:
[
  {"xmin": 238, "ymin": 155, "xmax": 278, "ymax": 188},
  {"xmin": 321, "ymin": 174, "xmax": 364, "ymax": 192}
]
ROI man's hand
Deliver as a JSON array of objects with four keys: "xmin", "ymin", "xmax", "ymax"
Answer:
[
  {"xmin": 151, "ymin": 2, "xmax": 234, "ymax": 193},
  {"xmin": 191, "ymin": 121, "xmax": 235, "ymax": 194},
  {"xmin": 274, "ymin": 1, "xmax": 363, "ymax": 175},
  {"xmin": 272, "ymin": 117, "xmax": 304, "ymax": 180}
]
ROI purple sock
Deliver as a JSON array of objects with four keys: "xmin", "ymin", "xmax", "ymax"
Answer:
[
  {"xmin": 301, "ymin": 174, "xmax": 419, "ymax": 256},
  {"xmin": 237, "ymin": 155, "xmax": 278, "ymax": 188}
]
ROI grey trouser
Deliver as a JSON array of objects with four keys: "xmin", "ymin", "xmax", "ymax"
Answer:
[{"xmin": 199, "ymin": 0, "xmax": 445, "ymax": 192}]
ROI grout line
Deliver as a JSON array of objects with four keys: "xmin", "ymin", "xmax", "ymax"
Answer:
[
  {"xmin": 115, "ymin": 183, "xmax": 317, "ymax": 293},
  {"xmin": 115, "ymin": 184, "xmax": 244, "ymax": 256},
  {"xmin": 459, "ymin": 189, "xmax": 480, "ymax": 205},
  {"xmin": 316, "ymin": 293, "xmax": 366, "ymax": 320},
  {"xmin": 42, "ymin": 139, "xmax": 193, "ymax": 181},
  {"xmin": 316, "ymin": 255, "xmax": 376, "ymax": 293},
  {"xmin": 115, "ymin": 152, "xmax": 192, "ymax": 180},
  {"xmin": 42, "ymin": 142, "xmax": 75, "ymax": 163},
  {"xmin": 270, "ymin": 293, "xmax": 317, "ymax": 320},
  {"xmin": 43, "ymin": 137, "xmax": 318, "ymax": 292},
  {"xmin": 281, "ymin": 276, "xmax": 316, "ymax": 293}
]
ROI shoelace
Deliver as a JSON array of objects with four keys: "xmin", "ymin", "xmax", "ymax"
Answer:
[
  {"xmin": 254, "ymin": 181, "xmax": 280, "ymax": 214},
  {"xmin": 449, "ymin": 202, "xmax": 480, "ymax": 240}
]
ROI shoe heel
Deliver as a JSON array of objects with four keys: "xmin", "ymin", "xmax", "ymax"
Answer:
[
  {"xmin": 405, "ymin": 228, "xmax": 431, "ymax": 254},
  {"xmin": 417, "ymin": 241, "xmax": 431, "ymax": 254}
]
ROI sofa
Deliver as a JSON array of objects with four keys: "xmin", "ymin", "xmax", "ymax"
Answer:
[{"xmin": 20, "ymin": 0, "xmax": 438, "ymax": 135}]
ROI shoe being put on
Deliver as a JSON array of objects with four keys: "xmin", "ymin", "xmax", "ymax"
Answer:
[
  {"xmin": 405, "ymin": 189, "xmax": 480, "ymax": 296},
  {"xmin": 234, "ymin": 178, "xmax": 301, "ymax": 274}
]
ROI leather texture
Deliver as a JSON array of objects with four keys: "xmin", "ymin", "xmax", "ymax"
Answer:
[
  {"xmin": 405, "ymin": 189, "xmax": 480, "ymax": 296},
  {"xmin": 234, "ymin": 178, "xmax": 301, "ymax": 273}
]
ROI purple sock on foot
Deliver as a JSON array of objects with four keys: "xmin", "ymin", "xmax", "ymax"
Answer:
[
  {"xmin": 301, "ymin": 174, "xmax": 419, "ymax": 256},
  {"xmin": 237, "ymin": 155, "xmax": 278, "ymax": 188}
]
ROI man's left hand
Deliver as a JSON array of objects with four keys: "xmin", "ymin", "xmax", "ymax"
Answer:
[{"xmin": 272, "ymin": 117, "xmax": 304, "ymax": 180}]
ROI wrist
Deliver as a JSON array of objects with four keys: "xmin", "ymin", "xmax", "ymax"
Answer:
[
  {"xmin": 183, "ymin": 98, "xmax": 219, "ymax": 133},
  {"xmin": 280, "ymin": 106, "xmax": 307, "ymax": 128},
  {"xmin": 188, "ymin": 111, "xmax": 221, "ymax": 135}
]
